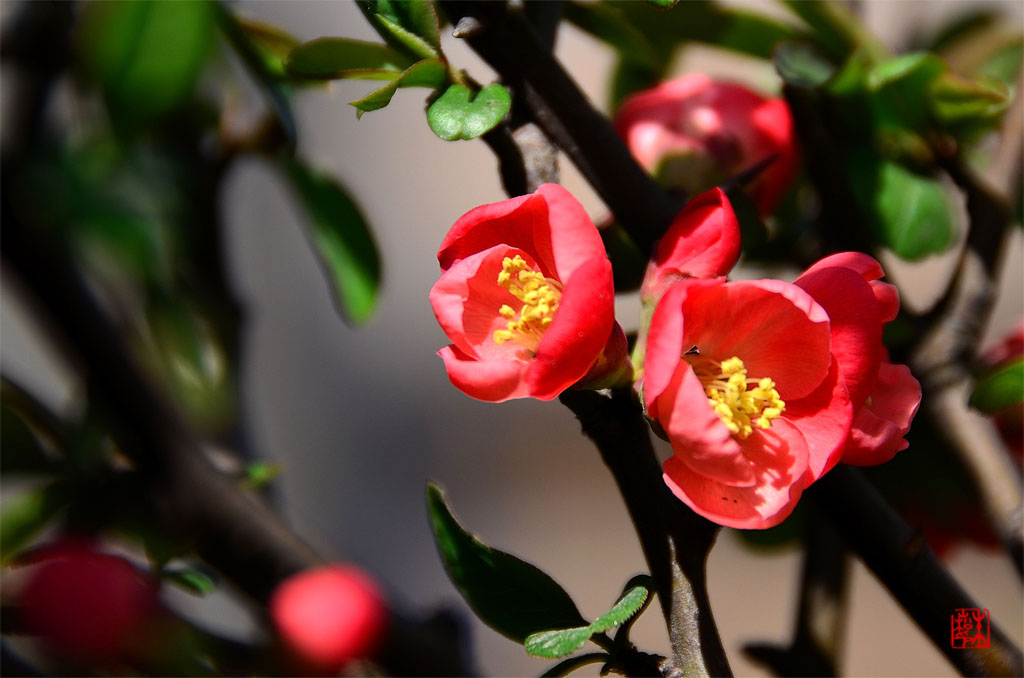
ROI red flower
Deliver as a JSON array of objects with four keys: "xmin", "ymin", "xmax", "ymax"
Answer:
[
  {"xmin": 980, "ymin": 321, "xmax": 1024, "ymax": 463},
  {"xmin": 794, "ymin": 253, "xmax": 921, "ymax": 466},
  {"xmin": 615, "ymin": 74, "xmax": 798, "ymax": 215},
  {"xmin": 430, "ymin": 184, "xmax": 628, "ymax": 401},
  {"xmin": 271, "ymin": 565, "xmax": 388, "ymax": 673},
  {"xmin": 18, "ymin": 542, "xmax": 158, "ymax": 663},
  {"xmin": 643, "ymin": 276, "xmax": 852, "ymax": 528}
]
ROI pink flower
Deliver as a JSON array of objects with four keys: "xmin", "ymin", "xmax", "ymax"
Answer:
[
  {"xmin": 794, "ymin": 253, "xmax": 921, "ymax": 466},
  {"xmin": 615, "ymin": 74, "xmax": 798, "ymax": 215},
  {"xmin": 643, "ymin": 276, "xmax": 853, "ymax": 528},
  {"xmin": 430, "ymin": 184, "xmax": 628, "ymax": 402},
  {"xmin": 271, "ymin": 565, "xmax": 388, "ymax": 673}
]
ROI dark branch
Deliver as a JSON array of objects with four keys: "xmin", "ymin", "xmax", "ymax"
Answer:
[
  {"xmin": 809, "ymin": 466, "xmax": 1023, "ymax": 677},
  {"xmin": 560, "ymin": 389, "xmax": 731, "ymax": 677},
  {"xmin": 439, "ymin": 0, "xmax": 679, "ymax": 253}
]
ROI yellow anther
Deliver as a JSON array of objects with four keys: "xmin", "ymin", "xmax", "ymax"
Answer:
[
  {"xmin": 492, "ymin": 255, "xmax": 562, "ymax": 353},
  {"xmin": 686, "ymin": 354, "xmax": 785, "ymax": 440}
]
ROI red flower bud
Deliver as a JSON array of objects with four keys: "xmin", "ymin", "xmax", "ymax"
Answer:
[
  {"xmin": 19, "ymin": 544, "xmax": 158, "ymax": 663},
  {"xmin": 271, "ymin": 565, "xmax": 388, "ymax": 673}
]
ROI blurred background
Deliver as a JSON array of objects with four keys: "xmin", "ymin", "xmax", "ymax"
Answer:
[{"xmin": 2, "ymin": 0, "xmax": 1022, "ymax": 675}]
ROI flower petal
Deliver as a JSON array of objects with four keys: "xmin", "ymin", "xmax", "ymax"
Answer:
[
  {"xmin": 535, "ymin": 184, "xmax": 608, "ymax": 283},
  {"xmin": 844, "ymin": 362, "xmax": 922, "ymax": 465},
  {"xmin": 659, "ymin": 361, "xmax": 748, "ymax": 486},
  {"xmin": 644, "ymin": 188, "xmax": 741, "ymax": 300},
  {"xmin": 663, "ymin": 417, "xmax": 809, "ymax": 529},
  {"xmin": 528, "ymin": 256, "xmax": 615, "ymax": 399},
  {"xmin": 682, "ymin": 279, "xmax": 831, "ymax": 399},
  {"xmin": 437, "ymin": 192, "xmax": 557, "ymax": 278},
  {"xmin": 437, "ymin": 345, "xmax": 530, "ymax": 402},
  {"xmin": 795, "ymin": 265, "xmax": 882, "ymax": 407},
  {"xmin": 784, "ymin": 356, "xmax": 853, "ymax": 481}
]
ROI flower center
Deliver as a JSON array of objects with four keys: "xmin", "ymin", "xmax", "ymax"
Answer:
[
  {"xmin": 492, "ymin": 255, "xmax": 562, "ymax": 353},
  {"xmin": 687, "ymin": 353, "xmax": 785, "ymax": 439}
]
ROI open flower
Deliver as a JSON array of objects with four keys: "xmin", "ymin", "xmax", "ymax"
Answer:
[
  {"xmin": 615, "ymin": 74, "xmax": 798, "ymax": 215},
  {"xmin": 643, "ymin": 276, "xmax": 853, "ymax": 528},
  {"xmin": 794, "ymin": 253, "xmax": 921, "ymax": 467},
  {"xmin": 430, "ymin": 184, "xmax": 628, "ymax": 402}
]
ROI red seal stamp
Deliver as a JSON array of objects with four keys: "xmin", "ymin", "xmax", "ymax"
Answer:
[{"xmin": 951, "ymin": 608, "xmax": 990, "ymax": 649}]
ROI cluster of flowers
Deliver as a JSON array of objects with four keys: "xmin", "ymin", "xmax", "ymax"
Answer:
[{"xmin": 430, "ymin": 76, "xmax": 921, "ymax": 529}]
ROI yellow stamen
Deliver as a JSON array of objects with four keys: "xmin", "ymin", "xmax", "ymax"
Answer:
[
  {"xmin": 687, "ymin": 354, "xmax": 785, "ymax": 439},
  {"xmin": 492, "ymin": 255, "xmax": 562, "ymax": 353}
]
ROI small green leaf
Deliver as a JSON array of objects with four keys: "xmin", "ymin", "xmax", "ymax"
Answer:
[
  {"xmin": 977, "ymin": 39, "xmax": 1024, "ymax": 88},
  {"xmin": 774, "ymin": 42, "xmax": 836, "ymax": 90},
  {"xmin": 867, "ymin": 53, "xmax": 947, "ymax": 133},
  {"xmin": 970, "ymin": 358, "xmax": 1024, "ymax": 414},
  {"xmin": 164, "ymin": 566, "xmax": 219, "ymax": 596},
  {"xmin": 358, "ymin": 0, "xmax": 442, "ymax": 60},
  {"xmin": 426, "ymin": 483, "xmax": 587, "ymax": 642},
  {"xmin": 281, "ymin": 159, "xmax": 380, "ymax": 325},
  {"xmin": 646, "ymin": 0, "xmax": 680, "ymax": 9},
  {"xmin": 590, "ymin": 578, "xmax": 651, "ymax": 633},
  {"xmin": 77, "ymin": 0, "xmax": 215, "ymax": 123},
  {"xmin": 931, "ymin": 73, "xmax": 1011, "ymax": 142},
  {"xmin": 1, "ymin": 483, "xmax": 69, "ymax": 564},
  {"xmin": 781, "ymin": 0, "xmax": 885, "ymax": 62},
  {"xmin": 427, "ymin": 83, "xmax": 512, "ymax": 141},
  {"xmin": 372, "ymin": 12, "xmax": 438, "ymax": 60},
  {"xmin": 286, "ymin": 38, "xmax": 412, "ymax": 80},
  {"xmin": 242, "ymin": 462, "xmax": 282, "ymax": 490},
  {"xmin": 349, "ymin": 58, "xmax": 447, "ymax": 115},
  {"xmin": 525, "ymin": 627, "xmax": 595, "ymax": 659},
  {"xmin": 922, "ymin": 10, "xmax": 996, "ymax": 54}
]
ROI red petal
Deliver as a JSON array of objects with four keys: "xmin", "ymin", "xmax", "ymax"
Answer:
[
  {"xmin": 784, "ymin": 357, "xmax": 853, "ymax": 481},
  {"xmin": 535, "ymin": 184, "xmax": 608, "ymax": 282},
  {"xmin": 795, "ymin": 265, "xmax": 882, "ymax": 406},
  {"xmin": 662, "ymin": 417, "xmax": 809, "ymax": 529},
  {"xmin": 437, "ymin": 192, "xmax": 557, "ymax": 278},
  {"xmin": 843, "ymin": 362, "xmax": 921, "ymax": 465},
  {"xmin": 643, "ymin": 278, "xmax": 723, "ymax": 416},
  {"xmin": 644, "ymin": 188, "xmax": 740, "ymax": 299},
  {"xmin": 682, "ymin": 279, "xmax": 831, "ymax": 400},
  {"xmin": 529, "ymin": 257, "xmax": 615, "ymax": 399},
  {"xmin": 800, "ymin": 251, "xmax": 884, "ymax": 281},
  {"xmin": 437, "ymin": 345, "xmax": 530, "ymax": 402},
  {"xmin": 659, "ymin": 361, "xmax": 749, "ymax": 486}
]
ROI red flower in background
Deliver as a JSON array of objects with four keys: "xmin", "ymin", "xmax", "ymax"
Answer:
[
  {"xmin": 430, "ymin": 184, "xmax": 629, "ymax": 402},
  {"xmin": 18, "ymin": 542, "xmax": 158, "ymax": 663},
  {"xmin": 615, "ymin": 74, "xmax": 798, "ymax": 215},
  {"xmin": 271, "ymin": 565, "xmax": 388, "ymax": 673},
  {"xmin": 980, "ymin": 321, "xmax": 1024, "ymax": 464}
]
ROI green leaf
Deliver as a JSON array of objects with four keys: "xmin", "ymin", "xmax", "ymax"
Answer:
[
  {"xmin": 426, "ymin": 483, "xmax": 587, "ymax": 642},
  {"xmin": 242, "ymin": 462, "xmax": 283, "ymax": 490},
  {"xmin": 774, "ymin": 42, "xmax": 836, "ymax": 89},
  {"xmin": 922, "ymin": 10, "xmax": 996, "ymax": 54},
  {"xmin": 646, "ymin": 0, "xmax": 680, "ymax": 8},
  {"xmin": 970, "ymin": 358, "xmax": 1024, "ymax": 414},
  {"xmin": 977, "ymin": 39, "xmax": 1024, "ymax": 88},
  {"xmin": 525, "ymin": 576, "xmax": 653, "ymax": 658},
  {"xmin": 867, "ymin": 53, "xmax": 947, "ymax": 133},
  {"xmin": 427, "ymin": 83, "xmax": 512, "ymax": 141},
  {"xmin": 281, "ymin": 159, "xmax": 380, "ymax": 324},
  {"xmin": 525, "ymin": 627, "xmax": 595, "ymax": 659},
  {"xmin": 1, "ymin": 483, "xmax": 69, "ymax": 564},
  {"xmin": 77, "ymin": 0, "xmax": 215, "ymax": 123},
  {"xmin": 589, "ymin": 578, "xmax": 651, "ymax": 633},
  {"xmin": 931, "ymin": 73, "xmax": 1012, "ymax": 142},
  {"xmin": 349, "ymin": 58, "xmax": 447, "ymax": 115},
  {"xmin": 164, "ymin": 566, "xmax": 219, "ymax": 596},
  {"xmin": 781, "ymin": 0, "xmax": 885, "ymax": 63},
  {"xmin": 849, "ymin": 153, "xmax": 956, "ymax": 259},
  {"xmin": 235, "ymin": 16, "xmax": 301, "ymax": 80},
  {"xmin": 286, "ymin": 38, "xmax": 413, "ymax": 80},
  {"xmin": 372, "ymin": 10, "xmax": 439, "ymax": 61},
  {"xmin": 606, "ymin": 0, "xmax": 798, "ymax": 61}
]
